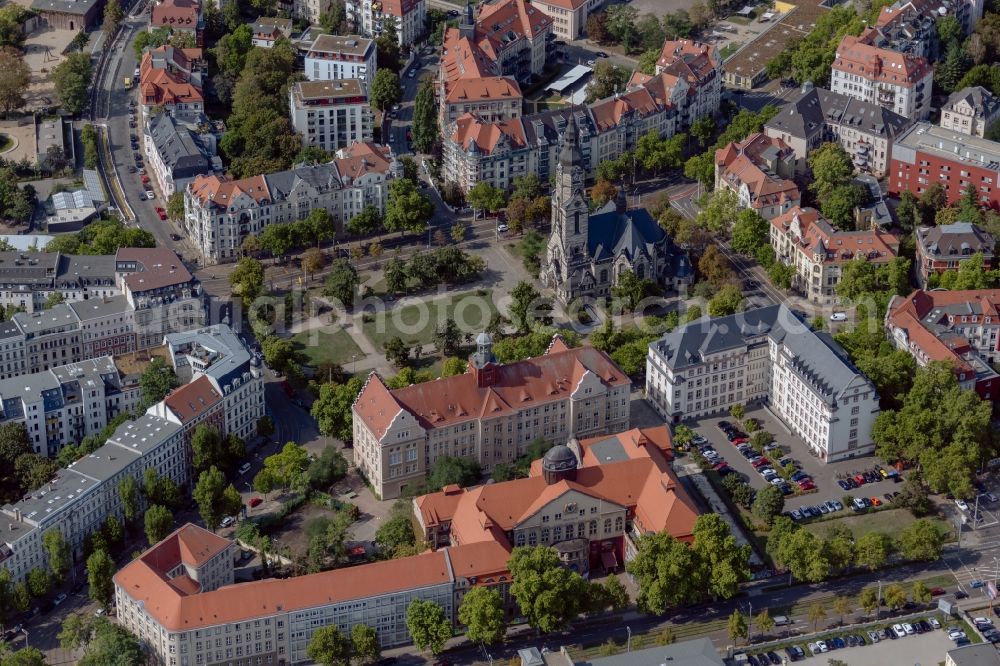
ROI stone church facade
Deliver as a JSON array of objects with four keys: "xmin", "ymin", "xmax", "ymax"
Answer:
[{"xmin": 541, "ymin": 115, "xmax": 690, "ymax": 304}]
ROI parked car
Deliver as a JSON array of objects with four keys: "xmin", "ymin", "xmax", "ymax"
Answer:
[
  {"xmin": 249, "ymin": 497, "xmax": 263, "ymax": 508},
  {"xmin": 238, "ymin": 462, "xmax": 252, "ymax": 475},
  {"xmin": 902, "ymin": 623, "xmax": 915, "ymax": 635},
  {"xmin": 928, "ymin": 617, "xmax": 941, "ymax": 629},
  {"xmin": 798, "ymin": 480, "xmax": 816, "ymax": 491},
  {"xmin": 854, "ymin": 474, "xmax": 866, "ymax": 485},
  {"xmin": 830, "ymin": 312, "xmax": 848, "ymax": 321},
  {"xmin": 892, "ymin": 624, "xmax": 907, "ymax": 638},
  {"xmin": 53, "ymin": 593, "xmax": 67, "ymax": 606},
  {"xmin": 987, "ymin": 492, "xmax": 999, "ymax": 502},
  {"xmin": 870, "ymin": 497, "xmax": 882, "ymax": 506},
  {"xmin": 971, "ymin": 579, "xmax": 985, "ymax": 589},
  {"xmin": 838, "ymin": 479, "xmax": 851, "ymax": 491},
  {"xmin": 220, "ymin": 516, "xmax": 235, "ymax": 528},
  {"xmin": 867, "ymin": 630, "xmax": 880, "ymax": 643}
]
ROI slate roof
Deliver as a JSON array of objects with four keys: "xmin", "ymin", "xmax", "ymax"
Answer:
[
  {"xmin": 587, "ymin": 205, "xmax": 664, "ymax": 263},
  {"xmin": 147, "ymin": 114, "xmax": 211, "ymax": 179},
  {"xmin": 649, "ymin": 305, "xmax": 870, "ymax": 405},
  {"xmin": 766, "ymin": 86, "xmax": 912, "ymax": 140},
  {"xmin": 944, "ymin": 86, "xmax": 1000, "ymax": 119}
]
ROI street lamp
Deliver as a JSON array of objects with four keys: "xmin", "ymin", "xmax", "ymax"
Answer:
[
  {"xmin": 747, "ymin": 602, "xmax": 753, "ymax": 644},
  {"xmin": 626, "ymin": 626, "xmax": 631, "ymax": 653}
]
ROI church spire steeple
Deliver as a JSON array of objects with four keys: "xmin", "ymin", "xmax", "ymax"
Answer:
[{"xmin": 558, "ymin": 113, "xmax": 582, "ymax": 168}]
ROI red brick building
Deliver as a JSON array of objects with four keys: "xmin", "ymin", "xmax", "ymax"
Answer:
[{"xmin": 889, "ymin": 122, "xmax": 1000, "ymax": 208}]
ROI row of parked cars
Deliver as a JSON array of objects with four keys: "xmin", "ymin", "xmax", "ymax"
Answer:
[
  {"xmin": 836, "ymin": 466, "xmax": 899, "ymax": 490},
  {"xmin": 973, "ymin": 614, "xmax": 1000, "ymax": 644}
]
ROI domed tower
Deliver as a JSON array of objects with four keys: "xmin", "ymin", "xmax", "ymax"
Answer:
[
  {"xmin": 470, "ymin": 331, "xmax": 498, "ymax": 387},
  {"xmin": 542, "ymin": 444, "xmax": 579, "ymax": 485}
]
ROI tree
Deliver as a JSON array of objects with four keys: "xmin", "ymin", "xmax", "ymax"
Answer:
[
  {"xmin": 586, "ymin": 11, "xmax": 611, "ymax": 43},
  {"xmin": 348, "ymin": 205, "xmax": 382, "ymax": 237},
  {"xmin": 262, "ymin": 442, "xmax": 311, "ymax": 491},
  {"xmin": 691, "ymin": 116, "xmax": 716, "ymax": 149},
  {"xmin": 59, "ymin": 612, "xmax": 96, "ymax": 650},
  {"xmin": 936, "ymin": 40, "xmax": 970, "ymax": 93},
  {"xmin": 692, "ymin": 514, "xmax": 751, "ymax": 600},
  {"xmin": 466, "ymin": 182, "xmax": 506, "ymax": 214},
  {"xmin": 86, "ymin": 549, "xmax": 116, "ymax": 608},
  {"xmin": 708, "ymin": 284, "xmax": 743, "ymax": 317},
  {"xmin": 727, "ymin": 609, "xmax": 748, "ymax": 644},
  {"xmin": 375, "ymin": 21, "xmax": 401, "ymax": 69},
  {"xmin": 375, "ymin": 502, "xmax": 416, "ymax": 555},
  {"xmin": 138, "ymin": 356, "xmax": 177, "ymax": 412},
  {"xmin": 43, "ymin": 529, "xmax": 70, "ymax": 582},
  {"xmin": 897, "ymin": 518, "xmax": 945, "ymax": 561},
  {"xmin": 320, "ymin": 0, "xmax": 348, "ymax": 34},
  {"xmin": 859, "ymin": 587, "xmax": 879, "ymax": 616},
  {"xmin": 883, "ymin": 583, "xmax": 906, "ymax": 610},
  {"xmin": 919, "ymin": 182, "xmax": 948, "ymax": 225},
  {"xmin": 749, "ymin": 609, "xmax": 773, "ymax": 640},
  {"xmin": 611, "ymin": 269, "xmax": 657, "ymax": 312},
  {"xmin": 230, "ymin": 257, "xmax": 265, "ymax": 305},
  {"xmin": 142, "ymin": 468, "xmax": 181, "ymax": 509},
  {"xmin": 312, "ymin": 376, "xmax": 364, "ymax": 440},
  {"xmin": 427, "ymin": 456, "xmax": 480, "ymax": 491},
  {"xmin": 854, "ymin": 532, "xmax": 892, "ymax": 571},
  {"xmin": 807, "ymin": 602, "xmax": 827, "ymax": 632},
  {"xmin": 406, "ymin": 599, "xmax": 453, "ymax": 654},
  {"xmin": 627, "ymin": 531, "xmax": 703, "ymax": 613},
  {"xmin": 831, "ymin": 595, "xmax": 851, "ymax": 626},
  {"xmin": 586, "ymin": 61, "xmax": 630, "ymax": 102},
  {"xmin": 590, "ymin": 179, "xmax": 617, "ymax": 208},
  {"xmin": 697, "ymin": 187, "xmax": 741, "ymax": 235},
  {"xmin": 458, "ymin": 586, "xmax": 506, "ymax": 645},
  {"xmin": 730, "ymin": 209, "xmax": 770, "ymax": 256},
  {"xmin": 751, "ymin": 484, "xmax": 785, "ymax": 525},
  {"xmin": 370, "ymin": 69, "xmax": 402, "ymax": 112},
  {"xmin": 26, "ymin": 568, "xmax": 50, "ymax": 598},
  {"xmin": 78, "ymin": 620, "xmax": 145, "ymax": 665},
  {"xmin": 450, "ymin": 222, "xmax": 466, "ymax": 244},
  {"xmin": 894, "ymin": 469, "xmax": 932, "ymax": 516},
  {"xmin": 434, "ymin": 318, "xmax": 462, "ymax": 357},
  {"xmin": 193, "ymin": 466, "xmax": 232, "ymax": 531},
  {"xmin": 144, "ymin": 504, "xmax": 173, "ymax": 545},
  {"xmin": 774, "ymin": 527, "xmax": 830, "ymax": 583},
  {"xmin": 506, "ymin": 282, "xmax": 544, "ymax": 334},
  {"xmin": 0, "ymin": 47, "xmax": 30, "ymax": 115},
  {"xmin": 307, "ymin": 625, "xmax": 351, "ymax": 666},
  {"xmin": 351, "ymin": 624, "xmax": 381, "ymax": 665},
  {"xmin": 508, "ymin": 545, "xmax": 589, "ymax": 632},
  {"xmin": 324, "ymin": 259, "xmax": 360, "ymax": 308},
  {"xmin": 412, "ymin": 81, "xmax": 438, "ymax": 154},
  {"xmin": 5, "ymin": 648, "xmax": 48, "ymax": 666},
  {"xmin": 103, "ymin": 0, "xmax": 123, "ymax": 30},
  {"xmin": 809, "ymin": 142, "xmax": 855, "ymax": 201},
  {"xmin": 383, "ymin": 336, "xmax": 411, "ymax": 368},
  {"xmin": 384, "ymin": 179, "xmax": 433, "ymax": 236},
  {"xmin": 52, "ymin": 52, "xmax": 93, "ymax": 115},
  {"xmin": 604, "ymin": 4, "xmax": 640, "ymax": 51}
]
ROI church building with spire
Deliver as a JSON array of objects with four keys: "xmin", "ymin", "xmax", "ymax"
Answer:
[{"xmin": 541, "ymin": 115, "xmax": 691, "ymax": 304}]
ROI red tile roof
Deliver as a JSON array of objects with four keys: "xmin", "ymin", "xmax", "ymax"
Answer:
[
  {"xmin": 657, "ymin": 39, "xmax": 719, "ymax": 86},
  {"xmin": 188, "ymin": 174, "xmax": 270, "ymax": 209},
  {"xmin": 355, "ymin": 342, "xmax": 629, "ymax": 439},
  {"xmin": 475, "ymin": 0, "xmax": 553, "ymax": 61},
  {"xmin": 448, "ymin": 112, "xmax": 527, "ymax": 155},
  {"xmin": 162, "ymin": 375, "xmax": 222, "ymax": 424},
  {"xmin": 445, "ymin": 76, "xmax": 522, "ymax": 104},
  {"xmin": 140, "ymin": 68, "xmax": 203, "ymax": 107},
  {"xmin": 150, "ymin": 0, "xmax": 200, "ymax": 30},
  {"xmin": 833, "ymin": 30, "xmax": 931, "ymax": 86},
  {"xmin": 117, "ymin": 247, "xmax": 194, "ymax": 291},
  {"xmin": 382, "ymin": 0, "xmax": 421, "ymax": 17},
  {"xmin": 441, "ymin": 28, "xmax": 498, "ymax": 83},
  {"xmin": 115, "ymin": 529, "xmax": 454, "ymax": 631},
  {"xmin": 715, "ymin": 133, "xmax": 800, "ymax": 209},
  {"xmin": 589, "ymin": 87, "xmax": 661, "ymax": 131},
  {"xmin": 771, "ymin": 206, "xmax": 899, "ymax": 265},
  {"xmin": 334, "ymin": 141, "xmax": 394, "ymax": 180}
]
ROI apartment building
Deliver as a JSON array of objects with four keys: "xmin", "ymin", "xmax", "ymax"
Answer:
[
  {"xmin": 289, "ymin": 80, "xmax": 374, "ymax": 154},
  {"xmin": 646, "ymin": 305, "xmax": 880, "ymax": 462},
  {"xmin": 940, "ymin": 87, "xmax": 1000, "ymax": 139},
  {"xmin": 144, "ymin": 113, "xmax": 218, "ymax": 198},
  {"xmin": 888, "ymin": 122, "xmax": 1000, "ymax": 207},
  {"xmin": 830, "ymin": 30, "xmax": 933, "ymax": 120},
  {"xmin": 147, "ymin": 375, "xmax": 225, "ymax": 454},
  {"xmin": 141, "ymin": 45, "xmax": 206, "ymax": 89},
  {"xmin": 764, "ymin": 84, "xmax": 913, "ymax": 177},
  {"xmin": 471, "ymin": 0, "xmax": 553, "ymax": 82},
  {"xmin": 353, "ymin": 334, "xmax": 631, "ymax": 499},
  {"xmin": 875, "ymin": 0, "xmax": 984, "ymax": 56},
  {"xmin": 304, "ymin": 34, "xmax": 376, "ymax": 89},
  {"xmin": 0, "ymin": 414, "xmax": 186, "ymax": 584},
  {"xmin": 149, "ymin": 0, "xmax": 204, "ymax": 47},
  {"xmin": 415, "ymin": 426, "xmax": 701, "ymax": 568},
  {"xmin": 0, "ymin": 356, "xmax": 135, "ymax": 457},
  {"xmin": 770, "ymin": 206, "xmax": 900, "ymax": 304},
  {"xmin": 0, "ymin": 251, "xmax": 117, "ymax": 313},
  {"xmin": 442, "ymin": 75, "xmax": 685, "ymax": 194},
  {"xmin": 69, "ymin": 296, "xmax": 137, "ymax": 360},
  {"xmin": 915, "ymin": 222, "xmax": 995, "ymax": 287},
  {"xmin": 250, "ymin": 17, "xmax": 293, "ymax": 48},
  {"xmin": 437, "ymin": 17, "xmax": 523, "ymax": 128},
  {"xmin": 714, "ymin": 133, "xmax": 801, "ymax": 220},
  {"xmin": 116, "ymin": 247, "xmax": 206, "ymax": 349},
  {"xmin": 886, "ymin": 289, "xmax": 1000, "ymax": 403},
  {"xmin": 530, "ymin": 0, "xmax": 604, "ymax": 39},
  {"xmin": 346, "ymin": 0, "xmax": 427, "ymax": 47},
  {"xmin": 184, "ymin": 142, "xmax": 397, "ymax": 263},
  {"xmin": 653, "ymin": 39, "xmax": 722, "ymax": 129},
  {"xmin": 116, "ymin": 525, "xmax": 460, "ymax": 663},
  {"xmin": 162, "ymin": 324, "xmax": 264, "ymax": 442}
]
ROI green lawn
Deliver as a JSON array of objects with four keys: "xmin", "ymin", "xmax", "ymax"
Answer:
[
  {"xmin": 720, "ymin": 42, "xmax": 742, "ymax": 61},
  {"xmin": 805, "ymin": 508, "xmax": 953, "ymax": 541},
  {"xmin": 362, "ymin": 289, "xmax": 497, "ymax": 350},
  {"xmin": 291, "ymin": 326, "xmax": 365, "ymax": 366}
]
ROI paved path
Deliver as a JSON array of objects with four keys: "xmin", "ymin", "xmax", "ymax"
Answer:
[{"xmin": 680, "ymin": 463, "xmax": 765, "ymax": 567}]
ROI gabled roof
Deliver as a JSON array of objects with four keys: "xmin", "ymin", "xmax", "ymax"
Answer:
[
  {"xmin": 765, "ymin": 85, "xmax": 911, "ymax": 140},
  {"xmin": 589, "ymin": 88, "xmax": 660, "ymax": 131},
  {"xmin": 140, "ymin": 68, "xmax": 203, "ymax": 107},
  {"xmin": 188, "ymin": 174, "xmax": 269, "ymax": 209},
  {"xmin": 944, "ymin": 86, "xmax": 1000, "ymax": 119},
  {"xmin": 772, "ymin": 206, "xmax": 899, "ymax": 265},
  {"xmin": 150, "ymin": 0, "xmax": 200, "ymax": 29},
  {"xmin": 445, "ymin": 76, "xmax": 522, "ymax": 104},
  {"xmin": 833, "ymin": 30, "xmax": 931, "ymax": 85},
  {"xmin": 355, "ymin": 342, "xmax": 628, "ymax": 438},
  {"xmin": 656, "ymin": 39, "xmax": 719, "ymax": 86},
  {"xmin": 117, "ymin": 246, "xmax": 195, "ymax": 292},
  {"xmin": 450, "ymin": 113, "xmax": 527, "ymax": 155},
  {"xmin": 715, "ymin": 133, "xmax": 800, "ymax": 207},
  {"xmin": 474, "ymin": 0, "xmax": 553, "ymax": 61},
  {"xmin": 162, "ymin": 375, "xmax": 222, "ymax": 423},
  {"xmin": 334, "ymin": 141, "xmax": 395, "ymax": 180}
]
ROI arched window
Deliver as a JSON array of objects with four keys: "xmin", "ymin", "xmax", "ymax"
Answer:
[
  {"xmin": 614, "ymin": 516, "xmax": 623, "ymax": 532},
  {"xmin": 603, "ymin": 518, "xmax": 612, "ymax": 533},
  {"xmin": 516, "ymin": 532, "xmax": 526, "ymax": 546},
  {"xmin": 600, "ymin": 269, "xmax": 608, "ymax": 283},
  {"xmin": 636, "ymin": 264, "xmax": 646, "ymax": 279},
  {"xmin": 528, "ymin": 531, "xmax": 538, "ymax": 546},
  {"xmin": 574, "ymin": 211, "xmax": 580, "ymax": 234},
  {"xmin": 589, "ymin": 520, "xmax": 598, "ymax": 536},
  {"xmin": 553, "ymin": 526, "xmax": 563, "ymax": 542},
  {"xmin": 541, "ymin": 528, "xmax": 549, "ymax": 542}
]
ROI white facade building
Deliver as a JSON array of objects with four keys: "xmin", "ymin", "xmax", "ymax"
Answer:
[
  {"xmin": 304, "ymin": 34, "xmax": 376, "ymax": 90},
  {"xmin": 289, "ymin": 79, "xmax": 374, "ymax": 154},
  {"xmin": 646, "ymin": 305, "xmax": 880, "ymax": 462}
]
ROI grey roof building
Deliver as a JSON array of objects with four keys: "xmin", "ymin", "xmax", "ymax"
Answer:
[
  {"xmin": 947, "ymin": 642, "xmax": 1000, "ymax": 666},
  {"xmin": 764, "ymin": 84, "xmax": 913, "ymax": 176},
  {"xmin": 145, "ymin": 114, "xmax": 218, "ymax": 197},
  {"xmin": 915, "ymin": 221, "xmax": 995, "ymax": 287},
  {"xmin": 30, "ymin": 0, "xmax": 102, "ymax": 30},
  {"xmin": 538, "ymin": 638, "xmax": 724, "ymax": 666},
  {"xmin": 941, "ymin": 86, "xmax": 1000, "ymax": 138},
  {"xmin": 646, "ymin": 305, "xmax": 879, "ymax": 462}
]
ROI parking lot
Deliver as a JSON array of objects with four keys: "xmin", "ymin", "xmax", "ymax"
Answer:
[
  {"xmin": 791, "ymin": 624, "xmax": 965, "ymax": 665},
  {"xmin": 688, "ymin": 407, "xmax": 907, "ymax": 516}
]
